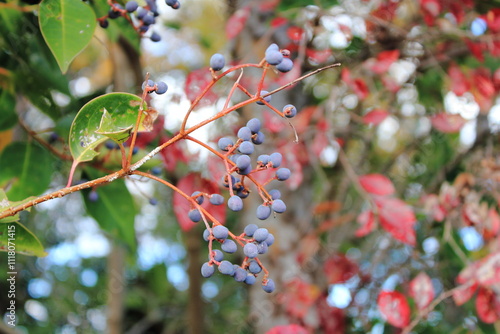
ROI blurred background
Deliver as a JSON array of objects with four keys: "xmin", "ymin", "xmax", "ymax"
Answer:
[{"xmin": 1, "ymin": 0, "xmax": 500, "ymax": 333}]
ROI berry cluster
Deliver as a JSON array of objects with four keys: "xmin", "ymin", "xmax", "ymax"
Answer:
[
  {"xmin": 98, "ymin": 0, "xmax": 181, "ymax": 42},
  {"xmin": 142, "ymin": 79, "xmax": 168, "ymax": 94},
  {"xmin": 265, "ymin": 43, "xmax": 294, "ymax": 73}
]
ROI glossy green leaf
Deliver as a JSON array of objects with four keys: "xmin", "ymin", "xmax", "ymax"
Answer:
[
  {"xmin": 69, "ymin": 93, "xmax": 147, "ymax": 164},
  {"xmin": 0, "ymin": 142, "xmax": 55, "ymax": 201},
  {"xmin": 39, "ymin": 0, "xmax": 96, "ymax": 73},
  {"xmin": 82, "ymin": 169, "xmax": 137, "ymax": 251},
  {"xmin": 0, "ymin": 221, "xmax": 47, "ymax": 257},
  {"xmin": 95, "ymin": 109, "xmax": 134, "ymax": 142}
]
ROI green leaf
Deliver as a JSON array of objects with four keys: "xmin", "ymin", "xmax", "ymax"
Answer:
[
  {"xmin": 0, "ymin": 221, "xmax": 47, "ymax": 257},
  {"xmin": 0, "ymin": 189, "xmax": 35, "ymax": 223},
  {"xmin": 0, "ymin": 89, "xmax": 17, "ymax": 131},
  {"xmin": 69, "ymin": 93, "xmax": 147, "ymax": 164},
  {"xmin": 95, "ymin": 109, "xmax": 134, "ymax": 143},
  {"xmin": 82, "ymin": 168, "xmax": 137, "ymax": 251},
  {"xmin": 39, "ymin": 0, "xmax": 97, "ymax": 73},
  {"xmin": 0, "ymin": 142, "xmax": 55, "ymax": 201}
]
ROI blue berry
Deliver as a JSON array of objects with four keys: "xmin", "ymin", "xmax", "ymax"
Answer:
[
  {"xmin": 151, "ymin": 166, "xmax": 162, "ymax": 175},
  {"xmin": 142, "ymin": 14, "xmax": 155, "ymax": 25},
  {"xmin": 218, "ymin": 261, "xmax": 235, "ymax": 275},
  {"xmin": 211, "ymin": 249, "xmax": 224, "ymax": 262},
  {"xmin": 244, "ymin": 224, "xmax": 258, "ymax": 237},
  {"xmin": 244, "ymin": 274, "xmax": 256, "ymax": 285},
  {"xmin": 132, "ymin": 146, "xmax": 139, "ymax": 155},
  {"xmin": 170, "ymin": 1, "xmax": 180, "ymax": 9},
  {"xmin": 212, "ymin": 225, "xmax": 228, "ymax": 240},
  {"xmin": 265, "ymin": 50, "xmax": 284, "ymax": 65},
  {"xmin": 188, "ymin": 209, "xmax": 202, "ymax": 222},
  {"xmin": 265, "ymin": 233, "xmax": 275, "ymax": 246},
  {"xmin": 221, "ymin": 239, "xmax": 237, "ymax": 253},
  {"xmin": 125, "ymin": 1, "xmax": 139, "ymax": 12},
  {"xmin": 236, "ymin": 188, "xmax": 250, "ymax": 198},
  {"xmin": 248, "ymin": 260, "xmax": 262, "ymax": 274},
  {"xmin": 233, "ymin": 267, "xmax": 247, "ymax": 282},
  {"xmin": 257, "ymin": 154, "xmax": 269, "ymax": 165},
  {"xmin": 266, "ymin": 43, "xmax": 279, "ymax": 53},
  {"xmin": 256, "ymin": 90, "xmax": 271, "ymax": 105},
  {"xmin": 272, "ymin": 199, "xmax": 287, "ymax": 213},
  {"xmin": 218, "ymin": 137, "xmax": 233, "ymax": 151},
  {"xmin": 209, "ymin": 194, "xmax": 224, "ymax": 205},
  {"xmin": 252, "ymin": 131, "xmax": 265, "ymax": 145},
  {"xmin": 191, "ymin": 191, "xmax": 204, "ymax": 205},
  {"xmin": 283, "ymin": 104, "xmax": 297, "ymax": 118},
  {"xmin": 243, "ymin": 243, "xmax": 259, "ymax": 258},
  {"xmin": 238, "ymin": 165, "xmax": 252, "ymax": 175},
  {"xmin": 88, "ymin": 190, "xmax": 99, "ymax": 202},
  {"xmin": 236, "ymin": 155, "xmax": 251, "ymax": 170},
  {"xmin": 256, "ymin": 205, "xmax": 272, "ymax": 220},
  {"xmin": 155, "ymin": 81, "xmax": 168, "ymax": 93},
  {"xmin": 203, "ymin": 229, "xmax": 210, "ymax": 241},
  {"xmin": 108, "ymin": 4, "xmax": 123, "ymax": 19},
  {"xmin": 137, "ymin": 7, "xmax": 148, "ymax": 19},
  {"xmin": 228, "ymin": 196, "xmax": 243, "ymax": 211},
  {"xmin": 268, "ymin": 189, "xmax": 281, "ymax": 200},
  {"xmin": 246, "ymin": 118, "xmax": 261, "ymax": 133},
  {"xmin": 253, "ymin": 228, "xmax": 269, "ymax": 242},
  {"xmin": 257, "ymin": 242, "xmax": 268, "ymax": 254},
  {"xmin": 201, "ymin": 262, "xmax": 215, "ymax": 277},
  {"xmin": 237, "ymin": 127, "xmax": 252, "ymax": 141},
  {"xmin": 142, "ymin": 79, "xmax": 155, "ymax": 90},
  {"xmin": 238, "ymin": 141, "xmax": 254, "ymax": 155},
  {"xmin": 210, "ymin": 53, "xmax": 225, "ymax": 71},
  {"xmin": 105, "ymin": 141, "xmax": 117, "ymax": 150},
  {"xmin": 262, "ymin": 279, "xmax": 275, "ymax": 293},
  {"xmin": 276, "ymin": 168, "xmax": 291, "ymax": 181},
  {"xmin": 276, "ymin": 58, "xmax": 293, "ymax": 72},
  {"xmin": 99, "ymin": 19, "xmax": 109, "ymax": 28},
  {"xmin": 149, "ymin": 198, "xmax": 158, "ymax": 206},
  {"xmin": 269, "ymin": 152, "xmax": 282, "ymax": 167}
]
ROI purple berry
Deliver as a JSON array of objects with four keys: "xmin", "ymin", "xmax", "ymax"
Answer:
[
  {"xmin": 265, "ymin": 50, "xmax": 284, "ymax": 65},
  {"xmin": 238, "ymin": 141, "xmax": 254, "ymax": 155},
  {"xmin": 276, "ymin": 168, "xmax": 291, "ymax": 181},
  {"xmin": 212, "ymin": 225, "xmax": 229, "ymax": 240},
  {"xmin": 188, "ymin": 209, "xmax": 202, "ymax": 222},
  {"xmin": 236, "ymin": 154, "xmax": 251, "ymax": 170},
  {"xmin": 245, "ymin": 274, "xmax": 256, "ymax": 285},
  {"xmin": 237, "ymin": 127, "xmax": 253, "ymax": 141},
  {"xmin": 253, "ymin": 228, "xmax": 269, "ymax": 242},
  {"xmin": 276, "ymin": 58, "xmax": 293, "ymax": 72},
  {"xmin": 218, "ymin": 137, "xmax": 233, "ymax": 151},
  {"xmin": 221, "ymin": 239, "xmax": 237, "ymax": 253},
  {"xmin": 201, "ymin": 262, "xmax": 215, "ymax": 277},
  {"xmin": 233, "ymin": 267, "xmax": 247, "ymax": 282},
  {"xmin": 244, "ymin": 224, "xmax": 258, "ymax": 237},
  {"xmin": 211, "ymin": 249, "xmax": 224, "ymax": 262},
  {"xmin": 283, "ymin": 104, "xmax": 297, "ymax": 118},
  {"xmin": 268, "ymin": 189, "xmax": 281, "ymax": 200},
  {"xmin": 209, "ymin": 194, "xmax": 224, "ymax": 205},
  {"xmin": 252, "ymin": 131, "xmax": 265, "ymax": 145},
  {"xmin": 125, "ymin": 1, "xmax": 139, "ymax": 12},
  {"xmin": 246, "ymin": 118, "xmax": 261, "ymax": 133},
  {"xmin": 243, "ymin": 243, "xmax": 259, "ymax": 258},
  {"xmin": 269, "ymin": 152, "xmax": 282, "ymax": 168},
  {"xmin": 272, "ymin": 199, "xmax": 286, "ymax": 213},
  {"xmin": 256, "ymin": 90, "xmax": 271, "ymax": 105},
  {"xmin": 210, "ymin": 53, "xmax": 225, "ymax": 71},
  {"xmin": 228, "ymin": 196, "xmax": 243, "ymax": 211},
  {"xmin": 248, "ymin": 260, "xmax": 262, "ymax": 274},
  {"xmin": 191, "ymin": 191, "xmax": 204, "ymax": 205},
  {"xmin": 262, "ymin": 278, "xmax": 275, "ymax": 293},
  {"xmin": 256, "ymin": 205, "xmax": 271, "ymax": 220},
  {"xmin": 155, "ymin": 81, "xmax": 168, "ymax": 94},
  {"xmin": 218, "ymin": 260, "xmax": 235, "ymax": 275}
]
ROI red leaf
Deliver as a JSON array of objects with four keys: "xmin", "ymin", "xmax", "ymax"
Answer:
[
  {"xmin": 341, "ymin": 68, "xmax": 352, "ymax": 85},
  {"xmin": 420, "ymin": 0, "xmax": 441, "ymax": 26},
  {"xmin": 306, "ymin": 48, "xmax": 332, "ymax": 64},
  {"xmin": 359, "ymin": 174, "xmax": 395, "ymax": 196},
  {"xmin": 270, "ymin": 17, "xmax": 288, "ymax": 28},
  {"xmin": 409, "ymin": 272, "xmax": 435, "ymax": 310},
  {"xmin": 184, "ymin": 68, "xmax": 218, "ymax": 109},
  {"xmin": 159, "ymin": 135, "xmax": 189, "ymax": 172},
  {"xmin": 278, "ymin": 278, "xmax": 320, "ymax": 320},
  {"xmin": 355, "ymin": 210, "xmax": 376, "ymax": 237},
  {"xmin": 448, "ymin": 63, "xmax": 470, "ymax": 96},
  {"xmin": 323, "ymin": 254, "xmax": 358, "ymax": 284},
  {"xmin": 352, "ymin": 78, "xmax": 369, "ymax": 100},
  {"xmin": 452, "ymin": 281, "xmax": 478, "ymax": 306},
  {"xmin": 225, "ymin": 6, "xmax": 250, "ymax": 39},
  {"xmin": 287, "ymin": 26, "xmax": 304, "ymax": 43},
  {"xmin": 476, "ymin": 287, "xmax": 500, "ymax": 324},
  {"xmin": 266, "ymin": 324, "xmax": 309, "ymax": 334},
  {"xmin": 484, "ymin": 208, "xmax": 500, "ymax": 240},
  {"xmin": 377, "ymin": 290, "xmax": 411, "ymax": 328},
  {"xmin": 430, "ymin": 113, "xmax": 466, "ymax": 133},
  {"xmin": 465, "ymin": 38, "xmax": 484, "ymax": 62},
  {"xmin": 378, "ymin": 198, "xmax": 416, "ymax": 246},
  {"xmin": 316, "ymin": 294, "xmax": 345, "ymax": 334},
  {"xmin": 362, "ymin": 109, "xmax": 389, "ymax": 125},
  {"xmin": 476, "ymin": 252, "xmax": 500, "ymax": 287},
  {"xmin": 371, "ymin": 50, "xmax": 399, "ymax": 74},
  {"xmin": 173, "ymin": 173, "xmax": 226, "ymax": 232},
  {"xmin": 484, "ymin": 8, "xmax": 500, "ymax": 33}
]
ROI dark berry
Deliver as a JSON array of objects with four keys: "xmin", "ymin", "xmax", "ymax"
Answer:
[
  {"xmin": 283, "ymin": 104, "xmax": 297, "ymax": 118},
  {"xmin": 244, "ymin": 224, "xmax": 258, "ymax": 237},
  {"xmin": 269, "ymin": 152, "xmax": 282, "ymax": 168},
  {"xmin": 256, "ymin": 205, "xmax": 271, "ymax": 220},
  {"xmin": 243, "ymin": 243, "xmax": 259, "ymax": 258},
  {"xmin": 150, "ymin": 32, "xmax": 162, "ymax": 42},
  {"xmin": 201, "ymin": 262, "xmax": 215, "ymax": 277},
  {"xmin": 276, "ymin": 58, "xmax": 293, "ymax": 72},
  {"xmin": 188, "ymin": 209, "xmax": 202, "ymax": 222},
  {"xmin": 262, "ymin": 279, "xmax": 275, "ymax": 293},
  {"xmin": 218, "ymin": 260, "xmax": 235, "ymax": 275},
  {"xmin": 149, "ymin": 198, "xmax": 158, "ymax": 205},
  {"xmin": 246, "ymin": 118, "xmax": 261, "ymax": 133},
  {"xmin": 218, "ymin": 137, "xmax": 233, "ymax": 151},
  {"xmin": 248, "ymin": 260, "xmax": 262, "ymax": 274},
  {"xmin": 221, "ymin": 239, "xmax": 237, "ymax": 253},
  {"xmin": 272, "ymin": 199, "xmax": 286, "ymax": 213},
  {"xmin": 268, "ymin": 189, "xmax": 281, "ymax": 200},
  {"xmin": 237, "ymin": 127, "xmax": 253, "ymax": 141},
  {"xmin": 276, "ymin": 168, "xmax": 291, "ymax": 181},
  {"xmin": 155, "ymin": 81, "xmax": 168, "ymax": 93},
  {"xmin": 252, "ymin": 131, "xmax": 265, "ymax": 145},
  {"xmin": 99, "ymin": 19, "xmax": 109, "ymax": 28},
  {"xmin": 88, "ymin": 190, "xmax": 99, "ymax": 202},
  {"xmin": 245, "ymin": 274, "xmax": 256, "ymax": 285},
  {"xmin": 238, "ymin": 141, "xmax": 254, "ymax": 155},
  {"xmin": 265, "ymin": 50, "xmax": 283, "ymax": 65},
  {"xmin": 256, "ymin": 90, "xmax": 271, "ymax": 105},
  {"xmin": 209, "ymin": 194, "xmax": 224, "ymax": 205},
  {"xmin": 228, "ymin": 196, "xmax": 243, "ymax": 211},
  {"xmin": 142, "ymin": 14, "xmax": 155, "ymax": 25},
  {"xmin": 233, "ymin": 267, "xmax": 247, "ymax": 282},
  {"xmin": 212, "ymin": 225, "xmax": 228, "ymax": 240},
  {"xmin": 253, "ymin": 228, "xmax": 269, "ymax": 242},
  {"xmin": 210, "ymin": 53, "xmax": 225, "ymax": 71}
]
